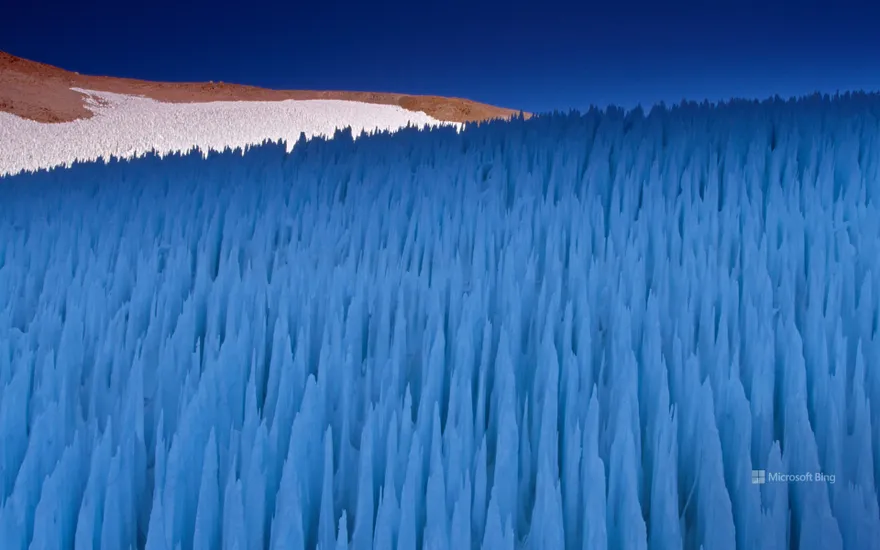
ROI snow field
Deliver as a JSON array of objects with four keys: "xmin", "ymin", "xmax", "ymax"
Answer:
[
  {"xmin": 1, "ymin": 95, "xmax": 880, "ymax": 549},
  {"xmin": 0, "ymin": 88, "xmax": 458, "ymax": 177}
]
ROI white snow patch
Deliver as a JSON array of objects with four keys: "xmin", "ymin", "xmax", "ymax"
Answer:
[{"xmin": 0, "ymin": 88, "xmax": 460, "ymax": 177}]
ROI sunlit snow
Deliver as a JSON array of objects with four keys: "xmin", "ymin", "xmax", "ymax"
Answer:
[{"xmin": 0, "ymin": 88, "xmax": 457, "ymax": 177}]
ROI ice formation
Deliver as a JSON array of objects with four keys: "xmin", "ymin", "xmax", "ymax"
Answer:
[
  {"xmin": 1, "ymin": 94, "xmax": 880, "ymax": 549},
  {"xmin": 0, "ymin": 88, "xmax": 458, "ymax": 177}
]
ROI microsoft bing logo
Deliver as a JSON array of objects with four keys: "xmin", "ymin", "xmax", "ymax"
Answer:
[{"xmin": 751, "ymin": 470, "xmax": 766, "ymax": 485}]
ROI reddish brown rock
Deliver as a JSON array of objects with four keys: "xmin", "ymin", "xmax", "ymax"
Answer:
[{"xmin": 0, "ymin": 51, "xmax": 527, "ymax": 124}]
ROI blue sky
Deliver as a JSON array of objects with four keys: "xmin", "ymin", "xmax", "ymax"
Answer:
[{"xmin": 3, "ymin": 0, "xmax": 879, "ymax": 114}]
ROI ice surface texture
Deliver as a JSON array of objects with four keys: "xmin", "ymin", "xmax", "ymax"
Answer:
[{"xmin": 1, "ymin": 95, "xmax": 880, "ymax": 549}]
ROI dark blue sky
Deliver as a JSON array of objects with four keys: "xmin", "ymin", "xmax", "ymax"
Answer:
[{"xmin": 3, "ymin": 0, "xmax": 879, "ymax": 114}]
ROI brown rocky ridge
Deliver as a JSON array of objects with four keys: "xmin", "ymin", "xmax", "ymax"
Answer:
[{"xmin": 0, "ymin": 51, "xmax": 527, "ymax": 125}]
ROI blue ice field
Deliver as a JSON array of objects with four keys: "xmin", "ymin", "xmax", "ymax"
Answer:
[{"xmin": 2, "ymin": 96, "xmax": 880, "ymax": 550}]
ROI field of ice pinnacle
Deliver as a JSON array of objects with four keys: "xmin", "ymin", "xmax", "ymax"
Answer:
[{"xmin": 1, "ymin": 94, "xmax": 880, "ymax": 550}]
